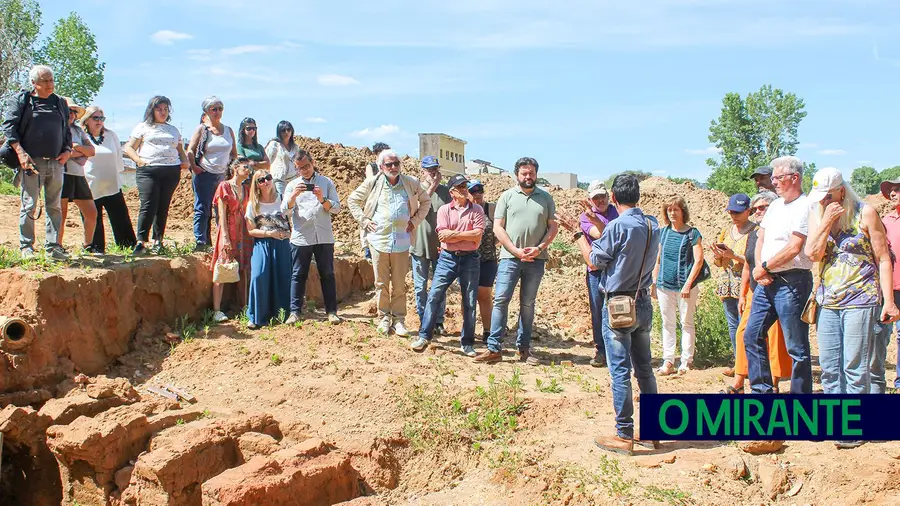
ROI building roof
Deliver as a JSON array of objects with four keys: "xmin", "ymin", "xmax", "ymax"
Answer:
[{"xmin": 418, "ymin": 133, "xmax": 467, "ymax": 145}]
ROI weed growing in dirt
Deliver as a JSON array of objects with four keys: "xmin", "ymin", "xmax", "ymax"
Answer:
[
  {"xmin": 200, "ymin": 409, "xmax": 212, "ymax": 419},
  {"xmin": 176, "ymin": 315, "xmax": 199, "ymax": 343},
  {"xmin": 644, "ymin": 485, "xmax": 691, "ymax": 505},
  {"xmin": 175, "ymin": 418, "xmax": 185, "ymax": 425},
  {"xmin": 361, "ymin": 353, "xmax": 371, "ymax": 363},
  {"xmin": 692, "ymin": 283, "xmax": 733, "ymax": 367},
  {"xmin": 237, "ymin": 307, "xmax": 250, "ymax": 326},
  {"xmin": 239, "ymin": 345, "xmax": 250, "ymax": 355},
  {"xmin": 536, "ymin": 377, "xmax": 563, "ymax": 393},
  {"xmin": 270, "ymin": 353, "xmax": 282, "ymax": 366},
  {"xmin": 546, "ymin": 458, "xmax": 636, "ymax": 502},
  {"xmin": 549, "ymin": 239, "xmax": 576, "ymax": 255}
]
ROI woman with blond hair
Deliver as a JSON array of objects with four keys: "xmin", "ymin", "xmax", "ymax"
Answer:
[
  {"xmin": 244, "ymin": 169, "xmax": 291, "ymax": 329},
  {"xmin": 652, "ymin": 196, "xmax": 705, "ymax": 375},
  {"xmin": 806, "ymin": 169, "xmax": 898, "ymax": 449},
  {"xmin": 81, "ymin": 106, "xmax": 136, "ymax": 252}
]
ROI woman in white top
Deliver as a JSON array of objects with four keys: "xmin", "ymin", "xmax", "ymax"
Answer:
[
  {"xmin": 123, "ymin": 96, "xmax": 190, "ymax": 255},
  {"xmin": 264, "ymin": 120, "xmax": 299, "ymax": 197},
  {"xmin": 80, "ymin": 106, "xmax": 137, "ymax": 253},
  {"xmin": 59, "ymin": 98, "xmax": 98, "ymax": 252},
  {"xmin": 187, "ymin": 96, "xmax": 238, "ymax": 250},
  {"xmin": 244, "ymin": 169, "xmax": 291, "ymax": 329}
]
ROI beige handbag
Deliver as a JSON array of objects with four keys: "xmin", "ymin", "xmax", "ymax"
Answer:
[
  {"xmin": 608, "ymin": 218, "xmax": 652, "ymax": 329},
  {"xmin": 213, "ymin": 260, "xmax": 240, "ymax": 284},
  {"xmin": 801, "ymin": 257, "xmax": 826, "ymax": 325}
]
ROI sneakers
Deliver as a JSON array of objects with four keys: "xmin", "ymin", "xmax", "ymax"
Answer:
[
  {"xmin": 150, "ymin": 242, "xmax": 165, "ymax": 255},
  {"xmin": 82, "ymin": 244, "xmax": 103, "ymax": 256},
  {"xmin": 516, "ymin": 348, "xmax": 541, "ymax": 366},
  {"xmin": 247, "ymin": 322, "xmax": 260, "ymax": 330},
  {"xmin": 20, "ymin": 246, "xmax": 35, "ymax": 260},
  {"xmin": 212, "ymin": 311, "xmax": 228, "ymax": 323},
  {"xmin": 132, "ymin": 243, "xmax": 146, "ymax": 256},
  {"xmin": 194, "ymin": 242, "xmax": 210, "ymax": 253},
  {"xmin": 460, "ymin": 345, "xmax": 477, "ymax": 357},
  {"xmin": 590, "ymin": 352, "xmax": 607, "ymax": 368},
  {"xmin": 376, "ymin": 316, "xmax": 391, "ymax": 335},
  {"xmin": 284, "ymin": 312, "xmax": 302, "ymax": 325},
  {"xmin": 434, "ymin": 323, "xmax": 446, "ymax": 336},
  {"xmin": 658, "ymin": 361, "xmax": 676, "ymax": 376},
  {"xmin": 410, "ymin": 337, "xmax": 429, "ymax": 352},
  {"xmin": 393, "ymin": 321, "xmax": 409, "ymax": 337},
  {"xmin": 474, "ymin": 350, "xmax": 502, "ymax": 363},
  {"xmin": 678, "ymin": 360, "xmax": 692, "ymax": 374},
  {"xmin": 594, "ymin": 434, "xmax": 634, "ymax": 456},
  {"xmin": 327, "ymin": 313, "xmax": 343, "ymax": 324},
  {"xmin": 48, "ymin": 245, "xmax": 69, "ymax": 261}
]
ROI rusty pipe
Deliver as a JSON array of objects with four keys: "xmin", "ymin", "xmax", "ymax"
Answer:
[{"xmin": 0, "ymin": 317, "xmax": 35, "ymax": 351}]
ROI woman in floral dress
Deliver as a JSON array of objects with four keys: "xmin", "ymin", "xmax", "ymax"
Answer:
[{"xmin": 210, "ymin": 157, "xmax": 253, "ymax": 322}]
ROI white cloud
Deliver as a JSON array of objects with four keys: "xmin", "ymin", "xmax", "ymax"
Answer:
[
  {"xmin": 151, "ymin": 30, "xmax": 193, "ymax": 45},
  {"xmin": 684, "ymin": 146, "xmax": 722, "ymax": 155},
  {"xmin": 317, "ymin": 74, "xmax": 360, "ymax": 86},
  {"xmin": 818, "ymin": 149, "xmax": 847, "ymax": 156},
  {"xmin": 306, "ymin": 117, "xmax": 327, "ymax": 123},
  {"xmin": 186, "ymin": 49, "xmax": 212, "ymax": 61},
  {"xmin": 351, "ymin": 124, "xmax": 401, "ymax": 139},
  {"xmin": 221, "ymin": 45, "xmax": 270, "ymax": 56}
]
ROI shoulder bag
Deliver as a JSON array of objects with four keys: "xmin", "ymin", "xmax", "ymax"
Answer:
[
  {"xmin": 608, "ymin": 218, "xmax": 652, "ymax": 329},
  {"xmin": 213, "ymin": 258, "xmax": 240, "ymax": 283},
  {"xmin": 801, "ymin": 256, "xmax": 826, "ymax": 325},
  {"xmin": 688, "ymin": 227, "xmax": 711, "ymax": 288}
]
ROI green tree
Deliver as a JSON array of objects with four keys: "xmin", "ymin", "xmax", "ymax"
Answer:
[
  {"xmin": 706, "ymin": 85, "xmax": 807, "ymax": 195},
  {"xmin": 668, "ymin": 176, "xmax": 703, "ymax": 187},
  {"xmin": 879, "ymin": 166, "xmax": 900, "ymax": 185},
  {"xmin": 36, "ymin": 12, "xmax": 105, "ymax": 105},
  {"xmin": 0, "ymin": 0, "xmax": 42, "ymax": 107},
  {"xmin": 850, "ymin": 166, "xmax": 879, "ymax": 196},
  {"xmin": 605, "ymin": 170, "xmax": 653, "ymax": 188}
]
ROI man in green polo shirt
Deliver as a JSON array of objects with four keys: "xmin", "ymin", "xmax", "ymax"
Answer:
[{"xmin": 474, "ymin": 157, "xmax": 558, "ymax": 365}]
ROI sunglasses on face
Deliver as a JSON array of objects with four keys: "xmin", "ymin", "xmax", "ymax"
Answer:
[
  {"xmin": 753, "ymin": 205, "xmax": 769, "ymax": 213},
  {"xmin": 257, "ymin": 174, "xmax": 273, "ymax": 184},
  {"xmin": 383, "ymin": 161, "xmax": 401, "ymax": 168},
  {"xmin": 90, "ymin": 116, "xmax": 105, "ymax": 121},
  {"xmin": 209, "ymin": 106, "xmax": 224, "ymax": 112},
  {"xmin": 245, "ymin": 126, "xmax": 257, "ymax": 131}
]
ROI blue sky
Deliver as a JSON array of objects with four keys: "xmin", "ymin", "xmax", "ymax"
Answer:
[{"xmin": 37, "ymin": 0, "xmax": 900, "ymax": 183}]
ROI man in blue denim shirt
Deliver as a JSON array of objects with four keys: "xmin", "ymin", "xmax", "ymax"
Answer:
[{"xmin": 588, "ymin": 174, "xmax": 661, "ymax": 455}]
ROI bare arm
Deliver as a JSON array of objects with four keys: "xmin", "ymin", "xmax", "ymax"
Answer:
[
  {"xmin": 186, "ymin": 126, "xmax": 203, "ymax": 173},
  {"xmin": 245, "ymin": 217, "xmax": 282, "ymax": 239},
  {"xmin": 536, "ymin": 219, "xmax": 560, "ymax": 252},
  {"xmin": 175, "ymin": 141, "xmax": 189, "ymax": 170},
  {"xmin": 863, "ymin": 206, "xmax": 899, "ymax": 321},
  {"xmin": 253, "ymin": 148, "xmax": 270, "ymax": 171},
  {"xmin": 738, "ymin": 251, "xmax": 751, "ymax": 314},
  {"xmin": 123, "ymin": 137, "xmax": 144, "ymax": 166},
  {"xmin": 682, "ymin": 238, "xmax": 704, "ymax": 294},
  {"xmin": 218, "ymin": 198, "xmax": 230, "ymax": 245}
]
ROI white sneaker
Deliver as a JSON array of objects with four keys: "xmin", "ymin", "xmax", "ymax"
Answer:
[
  {"xmin": 393, "ymin": 321, "xmax": 409, "ymax": 337},
  {"xmin": 376, "ymin": 316, "xmax": 391, "ymax": 335},
  {"xmin": 460, "ymin": 345, "xmax": 477, "ymax": 357},
  {"xmin": 327, "ymin": 312, "xmax": 343, "ymax": 324},
  {"xmin": 657, "ymin": 361, "xmax": 676, "ymax": 376},
  {"xmin": 678, "ymin": 361, "xmax": 692, "ymax": 374},
  {"xmin": 213, "ymin": 311, "xmax": 228, "ymax": 323}
]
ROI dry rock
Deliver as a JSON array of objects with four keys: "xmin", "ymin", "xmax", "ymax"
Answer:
[
  {"xmin": 724, "ymin": 456, "xmax": 748, "ymax": 480},
  {"xmin": 740, "ymin": 440, "xmax": 784, "ymax": 455},
  {"xmin": 238, "ymin": 432, "xmax": 281, "ymax": 460},
  {"xmin": 758, "ymin": 461, "xmax": 790, "ymax": 500}
]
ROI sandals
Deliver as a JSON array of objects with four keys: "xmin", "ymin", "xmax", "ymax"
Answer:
[{"xmin": 720, "ymin": 385, "xmax": 743, "ymax": 395}]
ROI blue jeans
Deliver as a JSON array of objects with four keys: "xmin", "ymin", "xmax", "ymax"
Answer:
[
  {"xmin": 192, "ymin": 170, "xmax": 224, "ymax": 245},
  {"xmin": 412, "ymin": 254, "xmax": 445, "ymax": 326},
  {"xmin": 602, "ymin": 295, "xmax": 657, "ymax": 439},
  {"xmin": 487, "ymin": 258, "xmax": 546, "ymax": 352},
  {"xmin": 744, "ymin": 270, "xmax": 813, "ymax": 394},
  {"xmin": 872, "ymin": 290, "xmax": 900, "ymax": 393},
  {"xmin": 586, "ymin": 270, "xmax": 606, "ymax": 356},
  {"xmin": 419, "ymin": 251, "xmax": 480, "ymax": 345},
  {"xmin": 817, "ymin": 306, "xmax": 877, "ymax": 394},
  {"xmin": 722, "ymin": 297, "xmax": 740, "ymax": 356}
]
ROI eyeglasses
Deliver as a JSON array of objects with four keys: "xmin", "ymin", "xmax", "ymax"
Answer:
[
  {"xmin": 383, "ymin": 161, "xmax": 401, "ymax": 168},
  {"xmin": 753, "ymin": 205, "xmax": 769, "ymax": 213},
  {"xmin": 771, "ymin": 173, "xmax": 797, "ymax": 182},
  {"xmin": 90, "ymin": 116, "xmax": 106, "ymax": 122},
  {"xmin": 469, "ymin": 188, "xmax": 484, "ymax": 194},
  {"xmin": 209, "ymin": 106, "xmax": 224, "ymax": 112},
  {"xmin": 256, "ymin": 174, "xmax": 273, "ymax": 184}
]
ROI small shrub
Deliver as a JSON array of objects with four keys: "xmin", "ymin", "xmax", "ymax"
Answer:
[
  {"xmin": 536, "ymin": 377, "xmax": 563, "ymax": 394},
  {"xmin": 693, "ymin": 282, "xmax": 733, "ymax": 367},
  {"xmin": 270, "ymin": 353, "xmax": 282, "ymax": 366}
]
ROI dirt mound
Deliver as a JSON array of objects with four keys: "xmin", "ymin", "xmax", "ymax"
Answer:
[{"xmin": 866, "ymin": 193, "xmax": 893, "ymax": 216}]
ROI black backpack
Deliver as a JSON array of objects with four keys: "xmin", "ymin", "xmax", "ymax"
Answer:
[{"xmin": 1, "ymin": 91, "xmax": 67, "ymax": 169}]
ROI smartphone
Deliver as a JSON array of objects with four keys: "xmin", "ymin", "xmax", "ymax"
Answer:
[
  {"xmin": 714, "ymin": 243, "xmax": 726, "ymax": 249},
  {"xmin": 305, "ymin": 184, "xmax": 315, "ymax": 191}
]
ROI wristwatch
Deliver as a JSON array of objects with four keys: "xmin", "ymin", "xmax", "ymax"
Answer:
[
  {"xmin": 573, "ymin": 231, "xmax": 584, "ymax": 241},
  {"xmin": 761, "ymin": 261, "xmax": 770, "ymax": 273}
]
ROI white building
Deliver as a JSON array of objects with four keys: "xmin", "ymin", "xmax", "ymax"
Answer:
[{"xmin": 540, "ymin": 172, "xmax": 579, "ymax": 189}]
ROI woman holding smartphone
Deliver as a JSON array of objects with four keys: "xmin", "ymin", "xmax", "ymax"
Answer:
[{"xmin": 711, "ymin": 194, "xmax": 755, "ymax": 377}]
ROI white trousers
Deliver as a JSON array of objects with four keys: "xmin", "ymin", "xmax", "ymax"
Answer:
[{"xmin": 658, "ymin": 286, "xmax": 700, "ymax": 365}]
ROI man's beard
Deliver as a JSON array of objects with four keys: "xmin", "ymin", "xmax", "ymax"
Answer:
[{"xmin": 519, "ymin": 179, "xmax": 535, "ymax": 189}]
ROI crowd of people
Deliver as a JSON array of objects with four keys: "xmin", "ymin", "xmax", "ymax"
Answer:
[{"xmin": 4, "ymin": 65, "xmax": 899, "ymax": 457}]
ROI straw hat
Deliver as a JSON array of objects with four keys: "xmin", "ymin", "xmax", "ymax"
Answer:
[{"xmin": 62, "ymin": 97, "xmax": 85, "ymax": 120}]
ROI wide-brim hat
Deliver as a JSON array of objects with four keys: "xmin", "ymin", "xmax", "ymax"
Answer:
[
  {"xmin": 62, "ymin": 97, "xmax": 85, "ymax": 120},
  {"xmin": 880, "ymin": 179, "xmax": 900, "ymax": 199}
]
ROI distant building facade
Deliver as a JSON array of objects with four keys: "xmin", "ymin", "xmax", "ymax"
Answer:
[
  {"xmin": 540, "ymin": 172, "xmax": 579, "ymax": 189},
  {"xmin": 419, "ymin": 133, "xmax": 467, "ymax": 175},
  {"xmin": 465, "ymin": 159, "xmax": 505, "ymax": 175}
]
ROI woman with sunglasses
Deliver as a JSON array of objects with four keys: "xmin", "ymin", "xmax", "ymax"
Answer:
[
  {"xmin": 188, "ymin": 96, "xmax": 238, "ymax": 251},
  {"xmin": 210, "ymin": 157, "xmax": 253, "ymax": 323},
  {"xmin": 265, "ymin": 121, "xmax": 299, "ymax": 197},
  {"xmin": 723, "ymin": 191, "xmax": 791, "ymax": 394},
  {"xmin": 467, "ymin": 179, "xmax": 498, "ymax": 344},
  {"xmin": 805, "ymin": 168, "xmax": 898, "ymax": 449},
  {"xmin": 710, "ymin": 194, "xmax": 755, "ymax": 377},
  {"xmin": 245, "ymin": 169, "xmax": 291, "ymax": 329},
  {"xmin": 236, "ymin": 117, "xmax": 270, "ymax": 171},
  {"xmin": 80, "ymin": 106, "xmax": 136, "ymax": 253}
]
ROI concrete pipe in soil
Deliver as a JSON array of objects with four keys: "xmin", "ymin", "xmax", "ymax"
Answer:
[{"xmin": 0, "ymin": 317, "xmax": 35, "ymax": 351}]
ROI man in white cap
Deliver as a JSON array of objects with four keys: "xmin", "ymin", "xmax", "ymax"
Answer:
[
  {"xmin": 579, "ymin": 181, "xmax": 619, "ymax": 367},
  {"xmin": 742, "ymin": 155, "xmax": 813, "ymax": 394}
]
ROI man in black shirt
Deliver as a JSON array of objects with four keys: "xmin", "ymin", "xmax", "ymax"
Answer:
[{"xmin": 1, "ymin": 65, "xmax": 72, "ymax": 259}]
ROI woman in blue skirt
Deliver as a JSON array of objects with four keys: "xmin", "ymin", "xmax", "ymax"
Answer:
[{"xmin": 244, "ymin": 169, "xmax": 291, "ymax": 329}]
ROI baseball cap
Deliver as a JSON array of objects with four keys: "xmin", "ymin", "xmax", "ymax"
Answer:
[
  {"xmin": 726, "ymin": 193, "xmax": 751, "ymax": 212},
  {"xmin": 587, "ymin": 180, "xmax": 608, "ymax": 198},
  {"xmin": 809, "ymin": 167, "xmax": 844, "ymax": 202},
  {"xmin": 421, "ymin": 156, "xmax": 440, "ymax": 169},
  {"xmin": 467, "ymin": 179, "xmax": 484, "ymax": 191},
  {"xmin": 448, "ymin": 174, "xmax": 469, "ymax": 188},
  {"xmin": 750, "ymin": 166, "xmax": 773, "ymax": 178}
]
